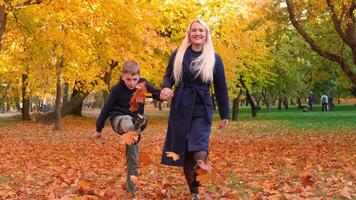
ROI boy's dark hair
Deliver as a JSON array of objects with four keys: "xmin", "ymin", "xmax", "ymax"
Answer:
[{"xmin": 122, "ymin": 60, "xmax": 140, "ymax": 75}]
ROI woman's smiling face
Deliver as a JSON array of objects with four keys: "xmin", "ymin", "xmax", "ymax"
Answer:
[{"xmin": 189, "ymin": 21, "xmax": 207, "ymax": 49}]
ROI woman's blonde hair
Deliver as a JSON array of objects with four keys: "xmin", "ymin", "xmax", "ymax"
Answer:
[{"xmin": 173, "ymin": 19, "xmax": 215, "ymax": 84}]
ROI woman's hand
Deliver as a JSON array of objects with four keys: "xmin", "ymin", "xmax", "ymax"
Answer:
[
  {"xmin": 218, "ymin": 119, "xmax": 228, "ymax": 130},
  {"xmin": 160, "ymin": 87, "xmax": 173, "ymax": 101}
]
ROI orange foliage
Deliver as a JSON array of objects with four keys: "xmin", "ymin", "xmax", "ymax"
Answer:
[
  {"xmin": 165, "ymin": 151, "xmax": 180, "ymax": 161},
  {"xmin": 0, "ymin": 116, "xmax": 355, "ymax": 199},
  {"xmin": 129, "ymin": 82, "xmax": 147, "ymax": 112}
]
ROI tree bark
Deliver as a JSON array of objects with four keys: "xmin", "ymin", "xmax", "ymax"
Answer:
[
  {"xmin": 297, "ymin": 98, "xmax": 302, "ymax": 108},
  {"xmin": 0, "ymin": 97, "xmax": 4, "ymax": 113},
  {"xmin": 0, "ymin": 4, "xmax": 7, "ymax": 50},
  {"xmin": 261, "ymin": 89, "xmax": 272, "ymax": 112},
  {"xmin": 5, "ymin": 96, "xmax": 11, "ymax": 111},
  {"xmin": 54, "ymin": 59, "xmax": 63, "ymax": 130},
  {"xmin": 40, "ymin": 91, "xmax": 89, "ymax": 123},
  {"xmin": 62, "ymin": 82, "xmax": 69, "ymax": 105},
  {"xmin": 283, "ymin": 98, "xmax": 289, "ymax": 109},
  {"xmin": 69, "ymin": 86, "xmax": 84, "ymax": 116},
  {"xmin": 22, "ymin": 73, "xmax": 30, "ymax": 121},
  {"xmin": 14, "ymin": 95, "xmax": 21, "ymax": 112},
  {"xmin": 285, "ymin": 0, "xmax": 356, "ymax": 85},
  {"xmin": 278, "ymin": 98, "xmax": 282, "ymax": 110},
  {"xmin": 103, "ymin": 60, "xmax": 119, "ymax": 102},
  {"xmin": 232, "ymin": 89, "xmax": 243, "ymax": 121},
  {"xmin": 238, "ymin": 75, "xmax": 257, "ymax": 117}
]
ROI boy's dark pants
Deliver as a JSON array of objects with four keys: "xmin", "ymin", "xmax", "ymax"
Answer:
[{"xmin": 112, "ymin": 115, "xmax": 139, "ymax": 194}]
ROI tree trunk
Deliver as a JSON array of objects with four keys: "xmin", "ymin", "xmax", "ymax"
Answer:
[
  {"xmin": 284, "ymin": 98, "xmax": 289, "ymax": 109},
  {"xmin": 54, "ymin": 59, "xmax": 63, "ymax": 130},
  {"xmin": 238, "ymin": 75, "xmax": 257, "ymax": 117},
  {"xmin": 0, "ymin": 97, "xmax": 4, "ymax": 113},
  {"xmin": 247, "ymin": 91, "xmax": 257, "ymax": 117},
  {"xmin": 261, "ymin": 89, "xmax": 272, "ymax": 112},
  {"xmin": 232, "ymin": 89, "xmax": 243, "ymax": 121},
  {"xmin": 232, "ymin": 98, "xmax": 239, "ymax": 121},
  {"xmin": 5, "ymin": 96, "xmax": 11, "ymax": 111},
  {"xmin": 63, "ymin": 82, "xmax": 69, "ymax": 105},
  {"xmin": 0, "ymin": 5, "xmax": 7, "ymax": 50},
  {"xmin": 297, "ymin": 98, "xmax": 302, "ymax": 108},
  {"xmin": 40, "ymin": 92, "xmax": 89, "ymax": 123},
  {"xmin": 103, "ymin": 60, "xmax": 119, "ymax": 102},
  {"xmin": 69, "ymin": 87, "xmax": 83, "ymax": 116},
  {"xmin": 278, "ymin": 98, "xmax": 282, "ymax": 110},
  {"xmin": 22, "ymin": 73, "xmax": 30, "ymax": 121},
  {"xmin": 14, "ymin": 95, "xmax": 21, "ymax": 112}
]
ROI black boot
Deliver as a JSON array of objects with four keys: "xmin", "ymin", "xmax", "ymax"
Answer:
[{"xmin": 134, "ymin": 114, "xmax": 147, "ymax": 132}]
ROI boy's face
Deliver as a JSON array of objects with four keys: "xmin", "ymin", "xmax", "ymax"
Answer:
[{"xmin": 122, "ymin": 73, "xmax": 140, "ymax": 90}]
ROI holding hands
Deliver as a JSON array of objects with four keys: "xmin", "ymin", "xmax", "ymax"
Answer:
[{"xmin": 160, "ymin": 87, "xmax": 173, "ymax": 101}]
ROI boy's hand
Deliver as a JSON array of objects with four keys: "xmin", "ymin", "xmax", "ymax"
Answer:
[
  {"xmin": 92, "ymin": 131, "xmax": 102, "ymax": 139},
  {"xmin": 160, "ymin": 87, "xmax": 173, "ymax": 100}
]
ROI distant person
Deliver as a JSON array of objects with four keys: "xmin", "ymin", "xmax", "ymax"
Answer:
[
  {"xmin": 328, "ymin": 94, "xmax": 334, "ymax": 111},
  {"xmin": 308, "ymin": 91, "xmax": 315, "ymax": 111},
  {"xmin": 93, "ymin": 60, "xmax": 161, "ymax": 197},
  {"xmin": 321, "ymin": 94, "xmax": 328, "ymax": 112}
]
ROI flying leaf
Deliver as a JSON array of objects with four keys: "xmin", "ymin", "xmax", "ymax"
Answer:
[
  {"xmin": 130, "ymin": 175, "xmax": 138, "ymax": 185},
  {"xmin": 195, "ymin": 160, "xmax": 213, "ymax": 184},
  {"xmin": 165, "ymin": 151, "xmax": 180, "ymax": 161},
  {"xmin": 129, "ymin": 82, "xmax": 147, "ymax": 112},
  {"xmin": 121, "ymin": 132, "xmax": 139, "ymax": 145},
  {"xmin": 197, "ymin": 160, "xmax": 212, "ymax": 172}
]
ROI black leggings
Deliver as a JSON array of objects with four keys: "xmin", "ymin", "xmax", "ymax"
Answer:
[{"xmin": 183, "ymin": 150, "xmax": 208, "ymax": 194}]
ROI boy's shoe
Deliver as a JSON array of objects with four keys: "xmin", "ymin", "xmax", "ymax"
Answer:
[
  {"xmin": 133, "ymin": 134, "xmax": 141, "ymax": 145},
  {"xmin": 135, "ymin": 114, "xmax": 147, "ymax": 132},
  {"xmin": 191, "ymin": 193, "xmax": 199, "ymax": 200},
  {"xmin": 126, "ymin": 191, "xmax": 137, "ymax": 199}
]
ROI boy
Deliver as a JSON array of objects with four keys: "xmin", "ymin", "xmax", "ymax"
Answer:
[{"xmin": 93, "ymin": 60, "xmax": 160, "ymax": 197}]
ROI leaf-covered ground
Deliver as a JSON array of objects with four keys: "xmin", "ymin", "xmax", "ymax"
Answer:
[{"xmin": 0, "ymin": 115, "xmax": 355, "ymax": 200}]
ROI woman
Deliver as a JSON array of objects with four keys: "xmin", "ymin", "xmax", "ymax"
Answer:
[{"xmin": 160, "ymin": 19, "xmax": 230, "ymax": 199}]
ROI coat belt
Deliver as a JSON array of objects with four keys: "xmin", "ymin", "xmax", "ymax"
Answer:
[{"xmin": 174, "ymin": 82, "xmax": 211, "ymax": 123}]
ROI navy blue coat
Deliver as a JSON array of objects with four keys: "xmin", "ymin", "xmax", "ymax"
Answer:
[{"xmin": 161, "ymin": 47, "xmax": 230, "ymax": 167}]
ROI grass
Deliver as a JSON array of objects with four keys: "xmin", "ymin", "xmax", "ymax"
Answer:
[
  {"xmin": 0, "ymin": 118, "xmax": 19, "ymax": 127},
  {"xmin": 1, "ymin": 104, "xmax": 355, "ymax": 133},
  {"xmin": 216, "ymin": 104, "xmax": 356, "ymax": 132}
]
